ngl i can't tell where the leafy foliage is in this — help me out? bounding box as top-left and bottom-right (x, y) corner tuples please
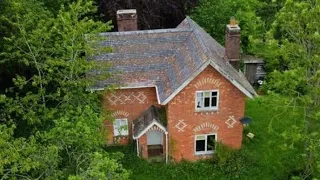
(190, 0), (264, 53)
(0, 0), (129, 179)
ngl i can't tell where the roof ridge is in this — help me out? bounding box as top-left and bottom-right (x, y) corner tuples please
(99, 28), (192, 36)
(184, 16), (213, 60)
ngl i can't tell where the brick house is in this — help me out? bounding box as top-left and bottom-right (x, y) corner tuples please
(90, 9), (257, 162)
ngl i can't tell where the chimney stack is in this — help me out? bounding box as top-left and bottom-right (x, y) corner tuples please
(225, 17), (241, 70)
(116, 9), (138, 32)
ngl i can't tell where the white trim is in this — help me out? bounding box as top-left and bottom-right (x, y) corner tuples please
(208, 61), (256, 98)
(113, 118), (129, 136)
(165, 133), (168, 164)
(161, 61), (210, 105)
(195, 90), (219, 111)
(194, 133), (217, 155)
(88, 85), (162, 105)
(161, 61), (255, 105)
(136, 139), (139, 157)
(133, 120), (168, 139)
(154, 86), (161, 105)
(233, 80), (255, 98)
(88, 85), (155, 91)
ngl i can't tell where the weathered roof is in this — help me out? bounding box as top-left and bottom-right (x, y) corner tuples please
(90, 17), (257, 104)
(242, 54), (264, 64)
(132, 106), (167, 139)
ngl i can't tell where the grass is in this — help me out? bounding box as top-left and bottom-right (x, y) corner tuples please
(106, 95), (306, 180)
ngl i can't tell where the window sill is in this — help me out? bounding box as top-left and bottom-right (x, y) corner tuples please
(113, 135), (129, 137)
(194, 108), (218, 113)
(194, 151), (215, 156)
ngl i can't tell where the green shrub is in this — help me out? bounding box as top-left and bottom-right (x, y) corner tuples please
(213, 142), (249, 179)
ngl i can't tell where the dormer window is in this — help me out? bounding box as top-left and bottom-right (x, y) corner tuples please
(196, 90), (219, 111)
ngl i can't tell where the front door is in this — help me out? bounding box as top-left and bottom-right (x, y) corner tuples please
(147, 130), (163, 157)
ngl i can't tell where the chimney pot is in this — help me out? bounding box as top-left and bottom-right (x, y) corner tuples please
(116, 9), (138, 32)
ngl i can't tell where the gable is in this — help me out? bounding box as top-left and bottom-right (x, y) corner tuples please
(168, 65), (246, 105)
(161, 61), (253, 105)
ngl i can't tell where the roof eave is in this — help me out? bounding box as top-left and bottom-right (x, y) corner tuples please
(161, 60), (256, 105)
(133, 120), (168, 140)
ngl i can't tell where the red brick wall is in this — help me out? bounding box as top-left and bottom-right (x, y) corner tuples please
(139, 134), (148, 159)
(167, 66), (246, 161)
(102, 87), (159, 145)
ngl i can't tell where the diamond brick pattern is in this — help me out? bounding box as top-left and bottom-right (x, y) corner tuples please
(225, 116), (237, 128)
(107, 92), (147, 105)
(175, 120), (187, 132)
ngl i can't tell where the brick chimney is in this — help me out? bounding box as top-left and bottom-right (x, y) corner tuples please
(225, 17), (241, 70)
(116, 9), (138, 32)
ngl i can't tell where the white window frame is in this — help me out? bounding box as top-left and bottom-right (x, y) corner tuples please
(195, 90), (219, 111)
(194, 133), (217, 155)
(113, 118), (129, 136)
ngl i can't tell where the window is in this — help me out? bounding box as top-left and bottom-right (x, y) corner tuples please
(195, 134), (216, 155)
(196, 90), (219, 110)
(113, 119), (128, 136)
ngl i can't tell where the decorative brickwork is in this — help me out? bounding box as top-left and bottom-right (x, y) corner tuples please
(225, 115), (237, 128)
(147, 125), (166, 133)
(103, 67), (246, 161)
(111, 110), (130, 117)
(193, 122), (219, 132)
(107, 91), (147, 105)
(175, 120), (187, 132)
(194, 78), (222, 88)
(103, 88), (158, 145)
(167, 66), (245, 161)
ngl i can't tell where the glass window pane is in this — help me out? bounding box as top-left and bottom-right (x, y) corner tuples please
(211, 97), (217, 107)
(212, 91), (217, 96)
(196, 135), (206, 140)
(114, 120), (120, 127)
(204, 97), (210, 107)
(196, 140), (205, 152)
(120, 119), (127, 125)
(196, 92), (203, 108)
(204, 92), (210, 97)
(207, 135), (215, 151)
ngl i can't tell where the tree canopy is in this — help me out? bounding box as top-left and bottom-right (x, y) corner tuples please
(0, 0), (320, 179)
(0, 0), (129, 179)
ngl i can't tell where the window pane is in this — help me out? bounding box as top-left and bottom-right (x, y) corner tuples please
(196, 135), (206, 140)
(120, 119), (127, 125)
(204, 92), (210, 97)
(211, 97), (217, 107)
(114, 120), (120, 128)
(196, 92), (203, 108)
(196, 140), (205, 152)
(113, 120), (120, 136)
(212, 91), (217, 96)
(204, 97), (210, 107)
(207, 135), (215, 151)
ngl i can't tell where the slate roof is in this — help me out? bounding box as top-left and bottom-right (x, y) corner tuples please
(242, 54), (264, 64)
(90, 17), (257, 104)
(132, 106), (166, 138)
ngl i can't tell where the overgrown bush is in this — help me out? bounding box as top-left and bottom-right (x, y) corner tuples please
(213, 142), (249, 179)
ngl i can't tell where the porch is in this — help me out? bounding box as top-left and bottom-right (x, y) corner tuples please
(132, 106), (168, 163)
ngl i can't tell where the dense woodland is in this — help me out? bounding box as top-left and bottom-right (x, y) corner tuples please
(0, 0), (320, 179)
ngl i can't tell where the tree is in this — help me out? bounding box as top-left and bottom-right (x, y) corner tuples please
(0, 0), (129, 179)
(257, 0), (320, 178)
(190, 0), (264, 53)
(96, 0), (198, 30)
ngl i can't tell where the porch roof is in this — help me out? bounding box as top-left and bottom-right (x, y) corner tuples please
(132, 106), (167, 139)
